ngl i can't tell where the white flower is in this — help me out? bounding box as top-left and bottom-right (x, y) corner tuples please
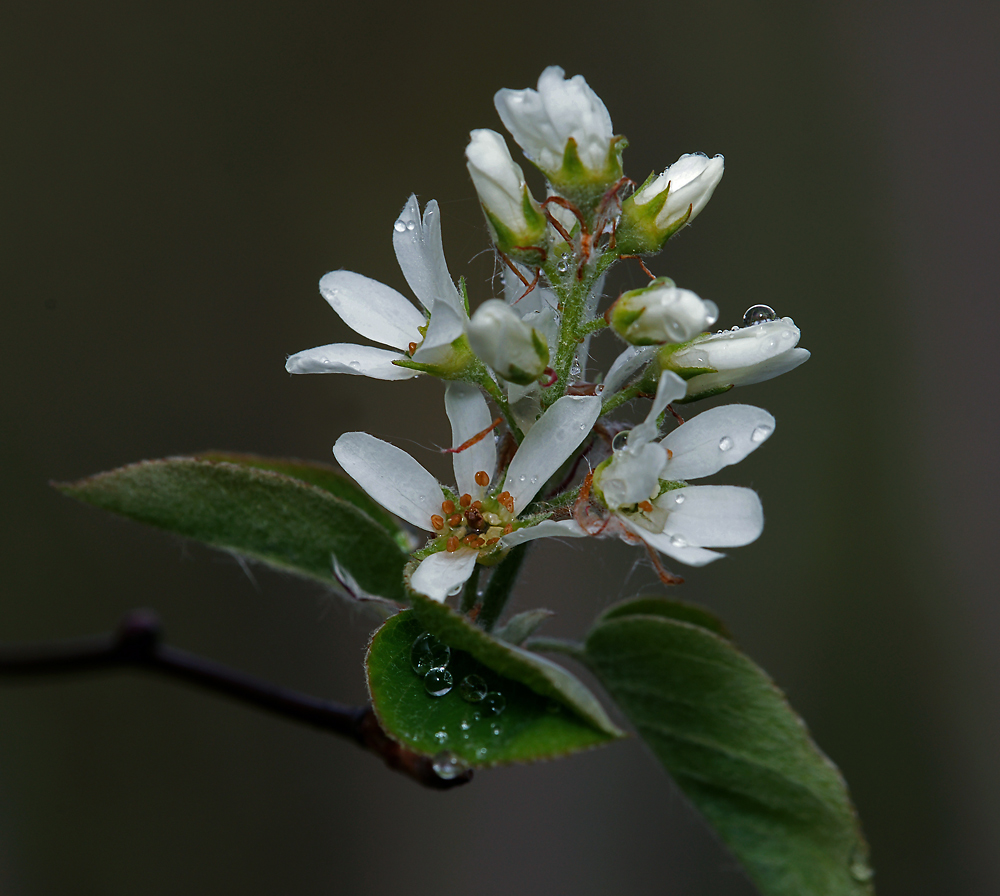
(593, 371), (769, 567)
(494, 66), (615, 175)
(665, 317), (811, 399)
(466, 129), (547, 252)
(285, 195), (469, 380)
(635, 153), (724, 229)
(466, 299), (550, 385)
(609, 278), (719, 345)
(333, 392), (601, 601)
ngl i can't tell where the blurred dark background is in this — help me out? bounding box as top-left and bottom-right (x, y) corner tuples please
(2, 1), (998, 893)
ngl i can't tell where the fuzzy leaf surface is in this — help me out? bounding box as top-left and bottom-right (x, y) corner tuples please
(58, 458), (407, 601)
(585, 598), (874, 896)
(367, 609), (618, 766)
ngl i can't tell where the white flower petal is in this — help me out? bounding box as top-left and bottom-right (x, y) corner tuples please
(504, 395), (602, 513)
(620, 516), (724, 566)
(500, 518), (587, 548)
(318, 270), (425, 351)
(392, 195), (464, 316)
(604, 345), (657, 395)
(656, 485), (763, 547)
(410, 549), (478, 603)
(333, 432), (444, 531)
(661, 405), (775, 480)
(684, 348), (811, 395)
(445, 382), (497, 499)
(628, 371), (687, 448)
(284, 344), (417, 380)
(597, 443), (668, 509)
(411, 301), (466, 366)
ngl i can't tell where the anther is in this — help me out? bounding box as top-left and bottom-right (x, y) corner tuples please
(441, 499), (455, 514)
(431, 514), (445, 530)
(486, 537), (499, 546)
(471, 500), (482, 510)
(448, 513), (463, 527)
(474, 470), (489, 487)
(459, 494), (472, 507)
(446, 536), (459, 552)
(408, 342), (418, 355)
(503, 523), (513, 534)
(639, 501), (654, 513)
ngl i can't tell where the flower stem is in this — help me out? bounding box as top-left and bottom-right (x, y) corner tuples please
(477, 544), (530, 632)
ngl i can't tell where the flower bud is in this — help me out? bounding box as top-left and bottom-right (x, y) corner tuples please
(609, 278), (719, 345)
(466, 300), (550, 385)
(494, 67), (624, 207)
(659, 317), (810, 400)
(617, 153), (724, 254)
(466, 129), (548, 260)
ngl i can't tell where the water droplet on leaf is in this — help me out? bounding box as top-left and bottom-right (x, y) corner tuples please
(432, 751), (467, 780)
(482, 691), (506, 716)
(434, 729), (448, 744)
(459, 673), (488, 703)
(410, 633), (450, 676)
(424, 667), (453, 697)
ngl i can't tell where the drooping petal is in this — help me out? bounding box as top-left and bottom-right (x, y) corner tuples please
(285, 343), (418, 380)
(445, 382), (497, 499)
(410, 301), (466, 366)
(392, 195), (464, 316)
(503, 395), (602, 513)
(319, 271), (425, 350)
(660, 405), (775, 480)
(619, 516), (724, 566)
(604, 345), (657, 395)
(409, 549), (479, 603)
(684, 348), (811, 395)
(500, 518), (588, 548)
(333, 432), (444, 531)
(628, 371), (687, 448)
(655, 486), (763, 547)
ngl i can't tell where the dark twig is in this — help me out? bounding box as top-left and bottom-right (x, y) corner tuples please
(0, 610), (472, 791)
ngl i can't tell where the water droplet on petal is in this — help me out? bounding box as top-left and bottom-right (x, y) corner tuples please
(410, 633), (450, 675)
(447, 582), (463, 596)
(347, 360), (361, 371)
(612, 431), (629, 452)
(718, 436), (734, 451)
(751, 424), (773, 442)
(518, 474), (526, 483)
(393, 220), (407, 233)
(530, 475), (538, 485)
(672, 493), (685, 505)
(406, 220), (416, 231)
(482, 691), (506, 716)
(743, 304), (777, 326)
(424, 667), (453, 697)
(459, 673), (488, 703)
(670, 534), (687, 548)
(432, 751), (467, 780)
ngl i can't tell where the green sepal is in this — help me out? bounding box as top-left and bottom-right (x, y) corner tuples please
(584, 598), (874, 896)
(616, 179), (692, 256)
(56, 457), (409, 602)
(544, 135), (627, 216)
(365, 608), (622, 767)
(479, 191), (546, 266)
(392, 334), (476, 379)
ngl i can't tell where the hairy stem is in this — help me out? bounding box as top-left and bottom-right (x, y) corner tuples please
(0, 610), (472, 790)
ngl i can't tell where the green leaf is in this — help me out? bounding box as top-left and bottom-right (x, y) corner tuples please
(585, 598), (874, 896)
(494, 608), (554, 645)
(411, 594), (621, 737)
(57, 457), (408, 602)
(194, 451), (409, 548)
(597, 596), (732, 640)
(366, 609), (619, 767)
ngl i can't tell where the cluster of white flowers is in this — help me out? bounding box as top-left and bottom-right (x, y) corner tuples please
(287, 67), (809, 603)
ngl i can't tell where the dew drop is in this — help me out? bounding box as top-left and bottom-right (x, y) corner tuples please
(849, 853), (874, 883)
(556, 259), (568, 273)
(459, 673), (488, 703)
(434, 729), (448, 744)
(530, 475), (538, 485)
(393, 220), (407, 233)
(672, 493), (685, 505)
(482, 691), (506, 716)
(347, 360), (361, 371)
(612, 431), (629, 452)
(424, 667), (453, 697)
(669, 534), (687, 548)
(459, 719), (472, 731)
(406, 220), (416, 231)
(751, 424), (773, 442)
(491, 725), (503, 737)
(718, 436), (734, 451)
(477, 747), (488, 758)
(446, 582), (463, 596)
(410, 633), (450, 676)
(518, 474), (526, 483)
(432, 751), (468, 780)
(742, 304), (777, 326)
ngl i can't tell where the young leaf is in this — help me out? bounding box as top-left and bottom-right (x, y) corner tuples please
(367, 609), (618, 767)
(411, 593), (621, 737)
(585, 598), (874, 896)
(194, 451), (410, 548)
(57, 458), (408, 602)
